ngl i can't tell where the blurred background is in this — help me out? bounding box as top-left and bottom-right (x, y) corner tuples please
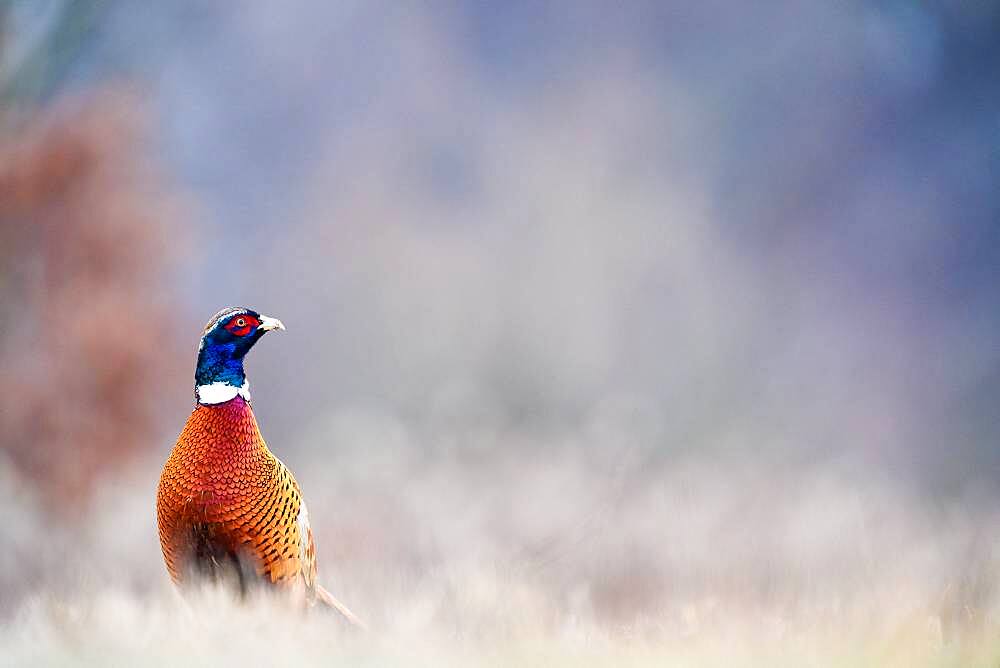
(2, 1), (1000, 663)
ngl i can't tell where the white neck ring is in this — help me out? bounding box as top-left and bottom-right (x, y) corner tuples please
(196, 380), (251, 405)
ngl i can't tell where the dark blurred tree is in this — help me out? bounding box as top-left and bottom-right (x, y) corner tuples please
(0, 1), (189, 518)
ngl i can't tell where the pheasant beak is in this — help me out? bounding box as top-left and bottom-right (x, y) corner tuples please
(258, 315), (286, 332)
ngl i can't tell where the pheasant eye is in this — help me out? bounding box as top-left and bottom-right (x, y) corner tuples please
(224, 314), (259, 336)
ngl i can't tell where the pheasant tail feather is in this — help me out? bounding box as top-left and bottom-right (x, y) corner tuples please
(316, 584), (368, 630)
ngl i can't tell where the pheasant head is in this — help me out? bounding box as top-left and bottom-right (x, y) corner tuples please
(194, 306), (285, 405)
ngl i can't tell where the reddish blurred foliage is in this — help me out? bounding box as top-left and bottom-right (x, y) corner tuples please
(0, 91), (190, 518)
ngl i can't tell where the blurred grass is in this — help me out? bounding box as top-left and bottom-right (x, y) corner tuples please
(4, 586), (1000, 667)
(5, 444), (1000, 666)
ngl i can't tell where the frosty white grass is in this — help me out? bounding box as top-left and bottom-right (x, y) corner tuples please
(5, 442), (1000, 666)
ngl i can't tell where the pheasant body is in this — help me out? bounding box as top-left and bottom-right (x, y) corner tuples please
(156, 395), (316, 592)
(156, 307), (360, 625)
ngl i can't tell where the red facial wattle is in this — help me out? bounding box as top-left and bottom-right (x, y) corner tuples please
(224, 314), (260, 337)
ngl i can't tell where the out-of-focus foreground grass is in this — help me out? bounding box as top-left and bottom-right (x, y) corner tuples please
(0, 596), (995, 668)
(4, 434), (1000, 666)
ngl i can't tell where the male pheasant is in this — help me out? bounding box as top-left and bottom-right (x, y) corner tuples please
(156, 307), (361, 626)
